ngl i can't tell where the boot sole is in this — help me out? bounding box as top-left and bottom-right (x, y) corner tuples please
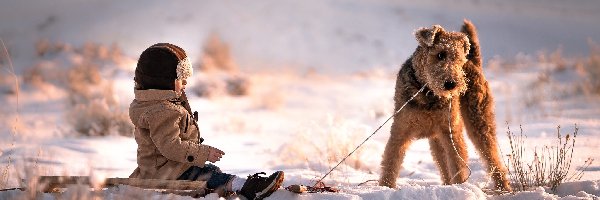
(255, 171), (284, 200)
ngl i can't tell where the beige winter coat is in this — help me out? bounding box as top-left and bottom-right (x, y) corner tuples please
(128, 89), (210, 180)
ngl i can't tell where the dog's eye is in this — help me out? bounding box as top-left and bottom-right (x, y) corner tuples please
(437, 51), (447, 60)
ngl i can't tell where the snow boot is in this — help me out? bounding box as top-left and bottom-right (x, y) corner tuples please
(238, 171), (284, 200)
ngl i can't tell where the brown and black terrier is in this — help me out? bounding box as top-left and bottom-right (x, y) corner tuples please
(379, 20), (512, 192)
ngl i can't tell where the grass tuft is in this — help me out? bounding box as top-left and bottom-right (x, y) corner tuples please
(576, 40), (600, 96)
(192, 33), (251, 99)
(0, 38), (19, 192)
(198, 33), (238, 72)
(56, 42), (134, 137)
(276, 116), (373, 174)
(504, 124), (592, 192)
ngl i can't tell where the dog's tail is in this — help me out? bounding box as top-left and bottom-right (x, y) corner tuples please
(461, 19), (481, 64)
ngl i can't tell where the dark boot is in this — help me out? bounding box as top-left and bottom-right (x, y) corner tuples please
(238, 171), (284, 200)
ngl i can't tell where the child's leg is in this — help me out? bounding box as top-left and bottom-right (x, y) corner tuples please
(230, 176), (246, 191)
(178, 164), (238, 195)
(178, 165), (284, 199)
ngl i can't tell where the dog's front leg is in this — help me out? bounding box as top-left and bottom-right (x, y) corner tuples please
(379, 120), (414, 188)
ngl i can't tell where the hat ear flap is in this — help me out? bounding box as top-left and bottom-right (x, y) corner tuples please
(415, 25), (444, 47)
(176, 57), (193, 80)
(149, 43), (193, 80)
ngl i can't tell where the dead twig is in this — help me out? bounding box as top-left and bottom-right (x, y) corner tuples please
(505, 124), (587, 192)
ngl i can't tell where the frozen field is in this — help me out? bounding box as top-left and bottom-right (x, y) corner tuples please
(1, 0), (599, 199)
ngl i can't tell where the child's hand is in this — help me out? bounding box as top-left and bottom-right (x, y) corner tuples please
(207, 146), (225, 163)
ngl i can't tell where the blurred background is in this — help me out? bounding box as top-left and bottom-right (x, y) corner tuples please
(2, 0), (600, 74)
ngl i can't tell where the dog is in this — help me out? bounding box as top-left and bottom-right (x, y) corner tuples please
(378, 20), (511, 192)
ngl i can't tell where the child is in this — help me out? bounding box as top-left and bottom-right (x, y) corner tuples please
(129, 43), (284, 199)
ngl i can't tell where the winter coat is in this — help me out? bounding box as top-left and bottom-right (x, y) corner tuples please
(128, 89), (210, 180)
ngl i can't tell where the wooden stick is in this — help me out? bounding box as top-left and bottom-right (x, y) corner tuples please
(37, 176), (206, 194)
(104, 177), (206, 190)
(159, 189), (207, 198)
(0, 187), (25, 192)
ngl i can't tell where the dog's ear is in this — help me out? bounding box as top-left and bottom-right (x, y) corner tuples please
(415, 25), (444, 47)
(461, 19), (480, 61)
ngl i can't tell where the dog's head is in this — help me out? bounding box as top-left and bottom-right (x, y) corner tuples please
(412, 25), (470, 99)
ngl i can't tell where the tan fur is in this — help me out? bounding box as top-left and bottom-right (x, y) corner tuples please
(379, 20), (512, 192)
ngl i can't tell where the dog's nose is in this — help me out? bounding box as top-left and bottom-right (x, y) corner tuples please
(444, 80), (457, 90)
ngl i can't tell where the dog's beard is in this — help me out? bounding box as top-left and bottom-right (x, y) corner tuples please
(425, 72), (467, 99)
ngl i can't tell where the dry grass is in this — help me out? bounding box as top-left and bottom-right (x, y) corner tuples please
(64, 63), (133, 137)
(1, 40), (136, 195)
(10, 160), (44, 199)
(225, 75), (251, 96)
(253, 88), (285, 110)
(1, 153), (153, 199)
(504, 124), (592, 192)
(536, 47), (568, 71)
(65, 63), (103, 104)
(0, 39), (19, 99)
(575, 40), (600, 96)
(0, 163), (156, 199)
(35, 39), (71, 58)
(0, 74), (16, 95)
(9, 39), (134, 137)
(66, 97), (133, 137)
(276, 116), (373, 173)
(71, 44), (132, 136)
(192, 33), (252, 99)
(522, 42), (600, 101)
(198, 33), (238, 72)
(66, 87), (134, 136)
(0, 156), (9, 192)
(192, 73), (252, 99)
(0, 38), (18, 192)
(490, 45), (600, 121)
(192, 76), (226, 98)
(521, 48), (574, 112)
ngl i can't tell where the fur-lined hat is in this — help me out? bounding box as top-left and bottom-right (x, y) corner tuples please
(135, 43), (193, 90)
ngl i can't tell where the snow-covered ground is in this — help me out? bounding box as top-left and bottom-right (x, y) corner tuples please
(1, 0), (600, 199)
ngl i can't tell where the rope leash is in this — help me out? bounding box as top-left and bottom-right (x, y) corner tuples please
(313, 84), (428, 187)
(448, 96), (472, 182)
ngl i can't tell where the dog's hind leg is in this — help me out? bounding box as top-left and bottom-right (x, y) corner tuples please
(379, 121), (413, 188)
(461, 95), (511, 191)
(461, 19), (512, 192)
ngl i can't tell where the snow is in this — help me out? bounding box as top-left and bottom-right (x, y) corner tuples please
(1, 0), (600, 199)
